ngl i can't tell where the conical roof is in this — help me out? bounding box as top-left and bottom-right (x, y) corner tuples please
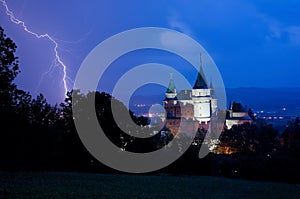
(193, 66), (208, 89)
(166, 73), (176, 93)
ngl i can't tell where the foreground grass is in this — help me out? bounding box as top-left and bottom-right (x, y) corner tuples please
(0, 172), (300, 198)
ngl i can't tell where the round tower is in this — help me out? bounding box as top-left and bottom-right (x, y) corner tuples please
(192, 54), (212, 123)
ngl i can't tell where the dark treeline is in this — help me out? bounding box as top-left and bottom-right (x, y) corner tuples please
(0, 26), (167, 172)
(1, 27), (300, 183)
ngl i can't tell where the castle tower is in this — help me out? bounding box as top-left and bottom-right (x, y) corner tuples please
(164, 74), (180, 118)
(192, 54), (213, 124)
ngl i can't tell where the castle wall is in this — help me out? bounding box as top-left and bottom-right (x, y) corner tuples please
(165, 118), (199, 137)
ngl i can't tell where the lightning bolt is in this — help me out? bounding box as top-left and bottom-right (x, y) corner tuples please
(0, 0), (69, 97)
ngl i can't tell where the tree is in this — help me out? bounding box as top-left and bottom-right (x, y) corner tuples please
(281, 117), (300, 153)
(0, 26), (19, 108)
(0, 27), (60, 170)
(0, 27), (20, 169)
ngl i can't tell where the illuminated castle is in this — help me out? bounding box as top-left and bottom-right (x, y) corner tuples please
(163, 56), (217, 136)
(162, 56), (251, 136)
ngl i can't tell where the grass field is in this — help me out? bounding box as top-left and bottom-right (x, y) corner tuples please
(0, 172), (300, 198)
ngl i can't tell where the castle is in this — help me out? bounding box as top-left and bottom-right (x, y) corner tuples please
(163, 56), (251, 136)
(163, 56), (217, 136)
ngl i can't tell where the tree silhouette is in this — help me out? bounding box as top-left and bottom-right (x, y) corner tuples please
(281, 117), (300, 153)
(0, 26), (19, 106)
(0, 27), (60, 170)
(0, 26), (21, 169)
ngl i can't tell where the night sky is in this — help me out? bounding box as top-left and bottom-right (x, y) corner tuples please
(1, 0), (300, 104)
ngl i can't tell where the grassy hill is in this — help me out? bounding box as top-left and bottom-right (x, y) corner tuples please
(1, 172), (300, 198)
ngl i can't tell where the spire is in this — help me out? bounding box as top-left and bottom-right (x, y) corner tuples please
(166, 73), (176, 93)
(193, 53), (208, 89)
(210, 78), (215, 96)
(200, 52), (203, 70)
(229, 100), (233, 110)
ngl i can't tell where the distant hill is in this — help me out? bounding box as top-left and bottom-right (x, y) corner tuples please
(129, 88), (300, 117)
(226, 87), (300, 116)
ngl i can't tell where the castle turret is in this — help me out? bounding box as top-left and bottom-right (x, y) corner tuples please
(165, 73), (177, 99)
(192, 54), (212, 123)
(164, 74), (179, 119)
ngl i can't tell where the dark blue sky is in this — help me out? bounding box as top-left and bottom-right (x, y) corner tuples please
(1, 0), (300, 103)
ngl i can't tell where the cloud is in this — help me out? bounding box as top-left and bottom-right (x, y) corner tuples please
(258, 13), (300, 46)
(159, 30), (198, 59)
(285, 26), (300, 45)
(267, 21), (282, 40)
(167, 10), (195, 38)
(168, 20), (193, 37)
